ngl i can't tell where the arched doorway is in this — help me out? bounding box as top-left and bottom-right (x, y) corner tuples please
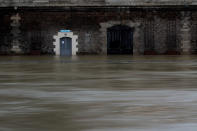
(60, 37), (72, 56)
(107, 25), (134, 55)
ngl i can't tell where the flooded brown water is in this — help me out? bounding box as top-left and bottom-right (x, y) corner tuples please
(1, 55), (197, 131)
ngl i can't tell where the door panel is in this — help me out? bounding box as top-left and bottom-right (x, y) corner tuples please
(60, 37), (72, 56)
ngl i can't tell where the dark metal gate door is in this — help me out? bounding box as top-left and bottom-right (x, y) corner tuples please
(107, 25), (133, 55)
(60, 37), (72, 56)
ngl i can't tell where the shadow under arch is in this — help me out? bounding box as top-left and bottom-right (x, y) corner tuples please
(107, 25), (134, 55)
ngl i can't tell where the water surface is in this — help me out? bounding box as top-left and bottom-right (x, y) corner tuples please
(0, 55), (197, 131)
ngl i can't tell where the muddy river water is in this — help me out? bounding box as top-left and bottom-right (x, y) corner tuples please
(0, 56), (197, 131)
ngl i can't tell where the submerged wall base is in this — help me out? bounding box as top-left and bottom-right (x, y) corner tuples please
(1, 7), (197, 55)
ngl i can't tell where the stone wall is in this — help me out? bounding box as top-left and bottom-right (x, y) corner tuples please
(1, 0), (197, 7)
(191, 12), (197, 53)
(0, 12), (11, 54)
(0, 8), (197, 55)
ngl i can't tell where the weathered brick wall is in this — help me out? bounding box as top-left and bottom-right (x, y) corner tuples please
(19, 10), (191, 55)
(20, 11), (104, 54)
(0, 13), (11, 54)
(191, 12), (197, 53)
(0, 8), (197, 55)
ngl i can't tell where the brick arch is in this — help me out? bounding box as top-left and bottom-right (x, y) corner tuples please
(99, 21), (143, 55)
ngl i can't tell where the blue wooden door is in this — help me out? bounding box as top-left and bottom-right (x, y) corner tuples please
(60, 37), (72, 56)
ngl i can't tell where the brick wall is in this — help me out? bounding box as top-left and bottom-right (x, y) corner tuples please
(0, 13), (11, 54)
(18, 9), (193, 55)
(0, 8), (197, 55)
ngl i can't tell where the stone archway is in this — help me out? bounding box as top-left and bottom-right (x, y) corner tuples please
(99, 21), (143, 55)
(53, 31), (78, 56)
(107, 25), (134, 55)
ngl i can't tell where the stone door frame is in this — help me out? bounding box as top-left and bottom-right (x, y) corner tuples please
(99, 21), (143, 55)
(53, 32), (78, 56)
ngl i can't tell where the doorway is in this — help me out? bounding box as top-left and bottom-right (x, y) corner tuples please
(60, 37), (72, 56)
(107, 25), (133, 55)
